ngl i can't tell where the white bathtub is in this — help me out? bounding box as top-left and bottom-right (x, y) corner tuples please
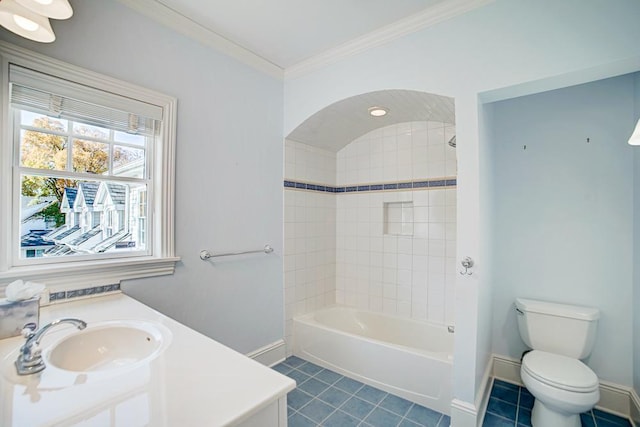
(293, 306), (453, 415)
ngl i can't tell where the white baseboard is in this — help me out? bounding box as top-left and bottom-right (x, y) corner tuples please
(450, 399), (477, 427)
(246, 339), (287, 367)
(631, 388), (640, 427)
(449, 357), (492, 427)
(475, 357), (493, 427)
(492, 354), (522, 384)
(492, 354), (636, 424)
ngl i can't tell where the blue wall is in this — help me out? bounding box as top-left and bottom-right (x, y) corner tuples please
(489, 74), (637, 386)
(283, 0), (640, 413)
(0, 0), (286, 354)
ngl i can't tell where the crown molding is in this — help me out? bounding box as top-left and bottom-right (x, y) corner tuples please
(116, 0), (493, 81)
(115, 0), (284, 80)
(284, 0), (495, 80)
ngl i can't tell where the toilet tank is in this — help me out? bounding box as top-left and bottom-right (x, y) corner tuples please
(515, 298), (600, 359)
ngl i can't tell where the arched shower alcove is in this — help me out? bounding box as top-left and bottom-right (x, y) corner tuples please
(282, 90), (458, 386)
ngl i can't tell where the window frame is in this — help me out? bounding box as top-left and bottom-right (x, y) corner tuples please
(0, 42), (178, 292)
(13, 112), (153, 264)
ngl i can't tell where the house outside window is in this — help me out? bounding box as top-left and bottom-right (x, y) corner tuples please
(137, 190), (147, 247)
(25, 249), (45, 258)
(0, 42), (178, 289)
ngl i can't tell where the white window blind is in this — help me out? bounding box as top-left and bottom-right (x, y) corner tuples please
(9, 64), (162, 136)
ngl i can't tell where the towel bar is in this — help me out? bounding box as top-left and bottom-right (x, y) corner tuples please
(199, 245), (273, 261)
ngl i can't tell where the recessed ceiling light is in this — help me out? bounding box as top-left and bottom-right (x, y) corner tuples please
(368, 106), (388, 117)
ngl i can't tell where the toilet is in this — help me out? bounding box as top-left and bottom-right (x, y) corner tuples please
(515, 298), (600, 427)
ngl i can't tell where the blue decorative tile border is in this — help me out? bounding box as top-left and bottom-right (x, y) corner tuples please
(49, 283), (121, 302)
(284, 178), (456, 193)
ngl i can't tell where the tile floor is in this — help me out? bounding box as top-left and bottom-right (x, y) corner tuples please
(273, 356), (451, 427)
(483, 379), (633, 427)
(273, 358), (635, 427)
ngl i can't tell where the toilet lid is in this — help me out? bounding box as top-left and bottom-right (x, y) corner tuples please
(522, 351), (599, 393)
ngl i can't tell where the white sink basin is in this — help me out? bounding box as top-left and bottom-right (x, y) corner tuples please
(46, 320), (169, 372)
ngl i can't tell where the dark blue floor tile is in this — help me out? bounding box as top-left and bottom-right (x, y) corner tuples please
(356, 385), (388, 405)
(323, 409), (360, 427)
(278, 357), (451, 427)
(315, 368), (342, 385)
(580, 412), (597, 427)
(364, 407), (402, 427)
(334, 376), (365, 394)
(297, 377), (330, 396)
(595, 416), (633, 427)
(399, 419), (422, 427)
(287, 388), (314, 410)
(298, 361), (324, 375)
(286, 368), (311, 385)
(483, 412), (515, 426)
(493, 379), (520, 392)
(340, 396), (375, 420)
(518, 388), (534, 410)
(405, 404), (443, 426)
(287, 412), (317, 427)
(516, 407), (531, 426)
(272, 363), (292, 375)
(287, 405), (296, 417)
(284, 356), (307, 368)
(486, 397), (517, 420)
(438, 415), (451, 426)
(490, 384), (519, 405)
(378, 394), (413, 417)
(281, 362), (625, 427)
(297, 398), (335, 423)
(593, 409), (633, 426)
(317, 386), (351, 408)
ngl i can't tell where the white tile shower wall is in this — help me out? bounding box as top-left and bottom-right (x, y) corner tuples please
(283, 122), (457, 354)
(284, 140), (337, 353)
(336, 121), (456, 325)
(285, 139), (337, 186)
(336, 121), (456, 185)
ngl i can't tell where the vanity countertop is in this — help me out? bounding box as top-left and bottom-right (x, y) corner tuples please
(0, 293), (295, 426)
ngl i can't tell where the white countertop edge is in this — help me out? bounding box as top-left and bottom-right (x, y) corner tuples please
(0, 293), (295, 426)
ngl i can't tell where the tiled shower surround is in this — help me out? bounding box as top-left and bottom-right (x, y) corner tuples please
(284, 121), (456, 353)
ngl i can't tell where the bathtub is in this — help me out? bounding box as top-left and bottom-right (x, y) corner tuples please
(293, 306), (453, 415)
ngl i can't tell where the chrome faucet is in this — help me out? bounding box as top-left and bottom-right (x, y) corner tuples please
(15, 318), (87, 375)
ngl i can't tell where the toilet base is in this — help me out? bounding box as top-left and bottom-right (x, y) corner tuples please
(531, 399), (581, 427)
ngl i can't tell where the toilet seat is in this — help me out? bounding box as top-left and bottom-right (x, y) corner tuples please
(522, 351), (598, 393)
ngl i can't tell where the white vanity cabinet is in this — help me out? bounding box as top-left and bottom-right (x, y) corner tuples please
(238, 397), (288, 427)
(0, 293), (295, 426)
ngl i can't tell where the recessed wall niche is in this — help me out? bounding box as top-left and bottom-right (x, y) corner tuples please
(384, 201), (414, 236)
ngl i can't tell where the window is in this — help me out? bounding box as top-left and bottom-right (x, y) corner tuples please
(0, 43), (177, 289)
(16, 109), (148, 256)
(137, 190), (148, 246)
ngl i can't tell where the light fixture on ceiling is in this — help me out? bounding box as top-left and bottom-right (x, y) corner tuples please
(629, 118), (640, 146)
(0, 0), (73, 43)
(368, 106), (388, 117)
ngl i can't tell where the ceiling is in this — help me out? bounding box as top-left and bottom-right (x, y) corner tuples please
(120, 1), (469, 150)
(128, 0), (491, 73)
(156, 0), (447, 68)
(287, 90), (455, 152)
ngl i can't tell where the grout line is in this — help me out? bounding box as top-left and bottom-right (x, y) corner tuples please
(294, 410), (318, 425)
(515, 386), (521, 426)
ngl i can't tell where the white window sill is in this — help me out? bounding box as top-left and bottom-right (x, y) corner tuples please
(0, 256), (180, 295)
